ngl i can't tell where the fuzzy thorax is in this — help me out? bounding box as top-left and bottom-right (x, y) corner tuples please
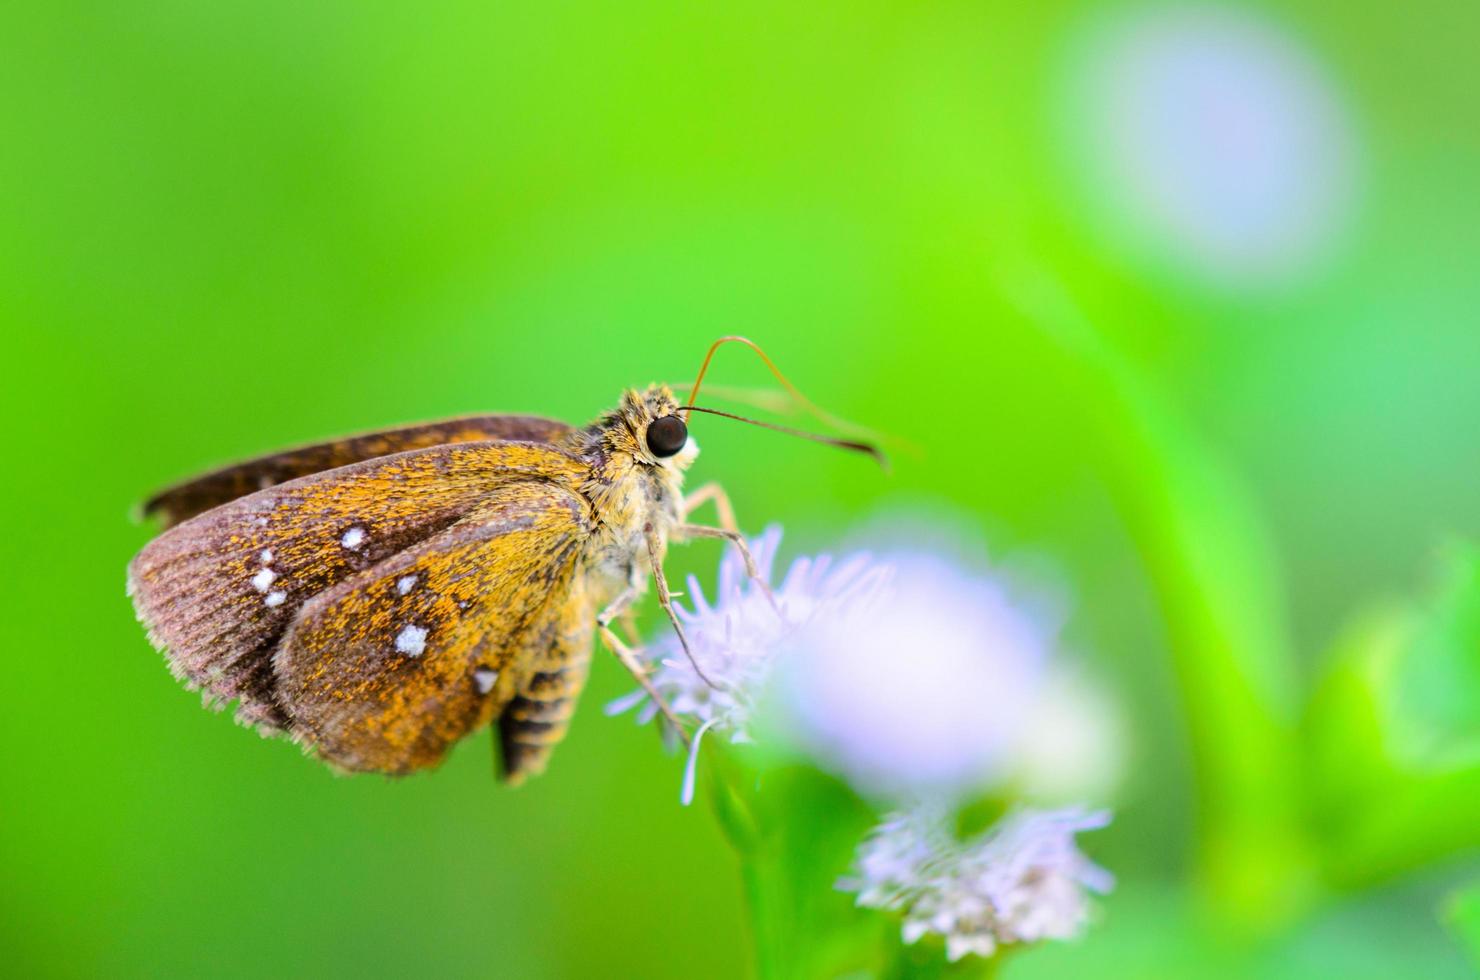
(561, 385), (698, 596)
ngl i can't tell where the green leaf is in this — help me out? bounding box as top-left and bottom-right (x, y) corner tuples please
(1305, 545), (1480, 883)
(1444, 882), (1480, 970)
(704, 748), (882, 980)
(1390, 544), (1480, 756)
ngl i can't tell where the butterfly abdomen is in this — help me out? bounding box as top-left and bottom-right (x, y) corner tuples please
(497, 593), (596, 782)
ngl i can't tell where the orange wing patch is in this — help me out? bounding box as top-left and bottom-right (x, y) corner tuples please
(274, 482), (595, 774)
(128, 441), (588, 731)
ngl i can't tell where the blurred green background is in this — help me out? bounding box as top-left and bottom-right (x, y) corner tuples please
(5, 0), (1480, 977)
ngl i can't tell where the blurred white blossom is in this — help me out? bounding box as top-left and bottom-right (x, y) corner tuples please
(1069, 4), (1360, 287)
(841, 805), (1113, 961)
(772, 551), (1057, 799)
(1017, 667), (1126, 805)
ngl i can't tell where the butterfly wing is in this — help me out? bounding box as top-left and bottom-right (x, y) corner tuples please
(128, 440), (588, 732)
(144, 415), (572, 528)
(274, 481), (595, 774)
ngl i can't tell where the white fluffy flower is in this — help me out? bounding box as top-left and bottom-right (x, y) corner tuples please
(612, 526), (1110, 805)
(606, 526), (889, 801)
(842, 805), (1113, 961)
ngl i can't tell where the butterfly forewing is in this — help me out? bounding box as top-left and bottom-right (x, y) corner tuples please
(144, 415), (572, 528)
(275, 482), (594, 774)
(128, 440), (588, 732)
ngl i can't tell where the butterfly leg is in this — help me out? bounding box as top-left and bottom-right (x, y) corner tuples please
(676, 524), (781, 613)
(595, 618), (692, 749)
(596, 581), (641, 629)
(616, 608), (642, 646)
(644, 523), (723, 690)
(682, 481), (739, 532)
(595, 585), (688, 732)
(680, 483), (779, 612)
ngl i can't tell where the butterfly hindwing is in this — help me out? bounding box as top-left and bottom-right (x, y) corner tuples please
(128, 440), (588, 732)
(144, 415), (573, 528)
(274, 481), (595, 774)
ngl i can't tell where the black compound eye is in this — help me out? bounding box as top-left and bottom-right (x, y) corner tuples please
(645, 414), (688, 458)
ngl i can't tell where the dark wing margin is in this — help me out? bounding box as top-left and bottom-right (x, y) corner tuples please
(143, 415), (572, 528)
(127, 440), (588, 734)
(274, 482), (594, 775)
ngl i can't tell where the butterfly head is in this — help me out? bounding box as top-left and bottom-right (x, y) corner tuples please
(605, 385), (698, 470)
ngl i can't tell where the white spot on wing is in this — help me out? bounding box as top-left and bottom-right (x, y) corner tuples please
(474, 667), (499, 694)
(396, 574), (418, 595)
(395, 624), (428, 657)
(341, 527), (366, 550)
(264, 590), (287, 607)
(251, 568), (278, 592)
(260, 549), (274, 563)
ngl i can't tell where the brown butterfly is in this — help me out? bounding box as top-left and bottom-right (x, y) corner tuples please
(128, 338), (881, 782)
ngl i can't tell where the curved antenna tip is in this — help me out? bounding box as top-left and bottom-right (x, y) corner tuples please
(682, 405), (889, 472)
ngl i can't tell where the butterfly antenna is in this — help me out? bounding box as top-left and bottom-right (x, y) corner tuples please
(665, 383), (796, 416)
(682, 405), (888, 470)
(683, 335), (883, 443)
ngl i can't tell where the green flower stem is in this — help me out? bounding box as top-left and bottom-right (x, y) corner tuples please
(1006, 270), (1314, 929)
(705, 748), (883, 979)
(1098, 363), (1313, 924)
(706, 748), (1016, 978)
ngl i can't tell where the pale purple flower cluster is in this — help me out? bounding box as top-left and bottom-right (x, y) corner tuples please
(612, 528), (878, 725)
(842, 806), (1113, 961)
(606, 526), (889, 801)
